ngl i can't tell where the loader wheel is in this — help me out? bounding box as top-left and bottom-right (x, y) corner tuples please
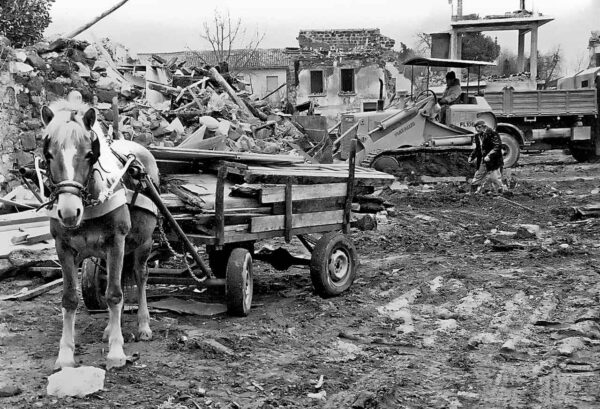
(310, 232), (358, 297)
(499, 133), (520, 168)
(371, 155), (400, 174)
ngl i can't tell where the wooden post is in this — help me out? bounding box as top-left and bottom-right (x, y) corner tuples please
(112, 96), (119, 140)
(284, 180), (293, 243)
(215, 165), (229, 249)
(208, 67), (255, 119)
(65, 0), (131, 38)
(343, 140), (357, 234)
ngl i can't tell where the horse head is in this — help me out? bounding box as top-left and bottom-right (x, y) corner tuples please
(41, 103), (101, 229)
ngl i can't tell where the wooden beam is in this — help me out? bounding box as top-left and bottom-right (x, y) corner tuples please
(259, 183), (347, 204)
(208, 67), (255, 119)
(0, 278), (63, 301)
(65, 0), (130, 38)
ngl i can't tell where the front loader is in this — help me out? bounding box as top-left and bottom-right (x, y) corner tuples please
(333, 57), (512, 179)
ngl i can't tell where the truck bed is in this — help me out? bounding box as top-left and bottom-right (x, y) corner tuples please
(485, 88), (598, 117)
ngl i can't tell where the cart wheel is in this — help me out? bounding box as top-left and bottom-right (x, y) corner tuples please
(208, 242), (254, 279)
(310, 232), (358, 297)
(81, 258), (107, 310)
(226, 248), (253, 316)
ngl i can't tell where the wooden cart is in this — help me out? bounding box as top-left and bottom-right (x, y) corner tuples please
(80, 144), (394, 316)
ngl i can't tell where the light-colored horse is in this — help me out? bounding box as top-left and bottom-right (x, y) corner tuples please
(41, 101), (159, 370)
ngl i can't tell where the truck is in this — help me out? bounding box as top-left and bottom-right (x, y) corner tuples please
(484, 85), (599, 164)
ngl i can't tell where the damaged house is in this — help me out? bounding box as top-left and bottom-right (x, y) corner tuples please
(285, 29), (401, 120)
(139, 49), (291, 105)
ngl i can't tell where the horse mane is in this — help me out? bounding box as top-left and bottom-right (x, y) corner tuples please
(44, 100), (96, 149)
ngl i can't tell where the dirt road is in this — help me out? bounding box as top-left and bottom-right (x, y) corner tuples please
(1, 151), (600, 408)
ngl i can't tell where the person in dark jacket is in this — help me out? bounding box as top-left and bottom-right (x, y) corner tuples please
(469, 120), (507, 193)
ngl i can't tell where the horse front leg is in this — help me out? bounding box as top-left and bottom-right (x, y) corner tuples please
(133, 242), (153, 341)
(54, 243), (79, 370)
(104, 238), (127, 370)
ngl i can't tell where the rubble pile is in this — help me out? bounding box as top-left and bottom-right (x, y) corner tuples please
(0, 35), (322, 194)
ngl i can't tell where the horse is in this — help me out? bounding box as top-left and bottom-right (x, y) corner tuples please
(40, 100), (159, 370)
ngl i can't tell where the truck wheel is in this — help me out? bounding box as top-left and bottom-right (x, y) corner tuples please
(226, 248), (253, 316)
(310, 232), (358, 297)
(569, 145), (596, 162)
(81, 258), (107, 310)
(499, 133), (520, 168)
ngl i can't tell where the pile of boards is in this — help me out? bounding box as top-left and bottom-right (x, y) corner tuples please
(152, 146), (395, 243)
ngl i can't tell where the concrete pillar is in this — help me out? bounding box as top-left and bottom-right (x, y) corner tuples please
(517, 29), (526, 72)
(456, 33), (462, 60)
(530, 25), (538, 80)
(450, 31), (461, 60)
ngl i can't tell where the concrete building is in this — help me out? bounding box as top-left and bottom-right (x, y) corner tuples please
(432, 0), (553, 81)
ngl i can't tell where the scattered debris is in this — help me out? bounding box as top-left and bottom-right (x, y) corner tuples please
(148, 297), (227, 317)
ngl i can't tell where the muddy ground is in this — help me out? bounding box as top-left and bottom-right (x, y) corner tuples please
(1, 150), (600, 409)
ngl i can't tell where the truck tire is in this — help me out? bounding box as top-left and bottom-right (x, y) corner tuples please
(569, 144), (596, 162)
(499, 133), (520, 168)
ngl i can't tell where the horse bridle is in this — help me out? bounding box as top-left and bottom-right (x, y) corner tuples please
(38, 112), (100, 210)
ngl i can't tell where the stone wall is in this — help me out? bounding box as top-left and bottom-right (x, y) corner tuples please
(0, 70), (42, 193)
(297, 29), (395, 52)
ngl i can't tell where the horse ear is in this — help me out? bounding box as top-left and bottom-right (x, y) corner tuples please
(82, 108), (96, 131)
(91, 133), (101, 163)
(41, 106), (54, 126)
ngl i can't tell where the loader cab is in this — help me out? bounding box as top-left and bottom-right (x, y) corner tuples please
(402, 57), (497, 132)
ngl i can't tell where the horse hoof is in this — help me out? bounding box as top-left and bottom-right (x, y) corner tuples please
(138, 328), (152, 341)
(106, 355), (127, 370)
(54, 358), (76, 370)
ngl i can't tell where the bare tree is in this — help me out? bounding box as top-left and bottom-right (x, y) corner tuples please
(414, 32), (431, 57)
(195, 9), (265, 77)
(571, 51), (587, 73)
(538, 46), (562, 89)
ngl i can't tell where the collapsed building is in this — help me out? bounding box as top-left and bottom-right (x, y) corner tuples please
(284, 29), (403, 120)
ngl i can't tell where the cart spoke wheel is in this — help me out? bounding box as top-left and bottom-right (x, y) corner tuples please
(81, 258), (108, 310)
(310, 232), (358, 297)
(226, 248), (254, 316)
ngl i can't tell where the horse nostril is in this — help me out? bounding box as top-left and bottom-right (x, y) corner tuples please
(76, 208), (81, 218)
(58, 210), (63, 220)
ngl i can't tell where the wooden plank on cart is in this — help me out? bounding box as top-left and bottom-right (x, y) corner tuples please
(259, 183), (347, 204)
(242, 165), (394, 186)
(250, 210), (344, 233)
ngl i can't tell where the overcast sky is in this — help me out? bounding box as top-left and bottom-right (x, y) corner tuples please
(45, 0), (599, 75)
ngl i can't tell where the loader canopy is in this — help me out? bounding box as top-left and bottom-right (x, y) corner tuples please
(402, 57), (496, 99)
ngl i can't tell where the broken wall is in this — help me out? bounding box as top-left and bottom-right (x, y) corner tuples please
(296, 59), (385, 119)
(238, 68), (287, 105)
(0, 70), (44, 193)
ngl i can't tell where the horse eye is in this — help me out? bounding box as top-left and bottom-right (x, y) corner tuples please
(85, 151), (95, 160)
(44, 153), (53, 161)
